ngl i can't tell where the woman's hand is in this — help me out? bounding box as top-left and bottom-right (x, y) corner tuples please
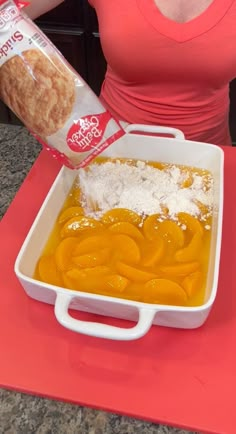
(24, 0), (65, 19)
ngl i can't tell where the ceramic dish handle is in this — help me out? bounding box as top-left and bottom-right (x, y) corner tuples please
(125, 124), (185, 139)
(54, 293), (156, 340)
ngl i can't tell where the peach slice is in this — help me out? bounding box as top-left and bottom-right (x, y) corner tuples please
(116, 262), (156, 282)
(182, 271), (203, 298)
(144, 278), (188, 305)
(72, 248), (110, 268)
(141, 236), (165, 267)
(158, 220), (185, 248)
(175, 232), (203, 263)
(60, 216), (103, 238)
(58, 206), (84, 224)
(142, 214), (161, 240)
(143, 216), (185, 248)
(63, 266), (111, 293)
(108, 221), (144, 240)
(177, 212), (203, 236)
(159, 261), (200, 276)
(101, 208), (142, 226)
(104, 274), (129, 293)
(180, 173), (194, 188)
(55, 237), (79, 271)
(112, 234), (141, 264)
(67, 266), (111, 279)
(38, 255), (63, 286)
(72, 234), (110, 256)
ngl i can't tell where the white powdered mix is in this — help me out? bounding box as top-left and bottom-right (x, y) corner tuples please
(77, 160), (213, 220)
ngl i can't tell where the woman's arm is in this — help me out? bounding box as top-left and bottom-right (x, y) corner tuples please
(24, 0), (65, 19)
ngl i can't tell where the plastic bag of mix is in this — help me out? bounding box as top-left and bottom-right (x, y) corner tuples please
(0, 0), (124, 168)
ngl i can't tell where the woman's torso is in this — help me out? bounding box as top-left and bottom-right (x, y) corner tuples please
(89, 0), (236, 145)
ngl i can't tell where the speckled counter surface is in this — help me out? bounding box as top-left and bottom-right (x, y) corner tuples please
(0, 124), (199, 434)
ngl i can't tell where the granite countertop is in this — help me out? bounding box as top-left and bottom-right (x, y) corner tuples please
(0, 123), (199, 434)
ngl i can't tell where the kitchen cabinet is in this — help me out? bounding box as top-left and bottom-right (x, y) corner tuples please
(86, 32), (107, 95)
(0, 0), (235, 144)
(41, 27), (87, 81)
(35, 0), (84, 28)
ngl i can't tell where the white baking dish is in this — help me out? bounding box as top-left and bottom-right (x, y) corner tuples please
(14, 125), (224, 340)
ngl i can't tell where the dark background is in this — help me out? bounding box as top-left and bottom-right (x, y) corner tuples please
(1, 0), (235, 143)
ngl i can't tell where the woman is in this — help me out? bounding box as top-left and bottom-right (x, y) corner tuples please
(25, 0), (236, 146)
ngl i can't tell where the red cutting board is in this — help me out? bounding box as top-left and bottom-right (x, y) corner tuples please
(0, 148), (235, 434)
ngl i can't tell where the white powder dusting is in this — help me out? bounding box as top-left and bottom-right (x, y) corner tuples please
(77, 160), (213, 221)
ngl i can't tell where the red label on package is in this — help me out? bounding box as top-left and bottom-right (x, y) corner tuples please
(67, 112), (112, 153)
(0, 1), (29, 8)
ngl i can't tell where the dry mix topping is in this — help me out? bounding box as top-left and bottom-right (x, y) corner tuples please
(78, 159), (213, 225)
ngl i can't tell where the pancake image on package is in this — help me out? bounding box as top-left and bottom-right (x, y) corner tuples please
(0, 48), (76, 137)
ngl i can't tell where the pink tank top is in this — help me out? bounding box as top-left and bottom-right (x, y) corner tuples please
(89, 0), (236, 145)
